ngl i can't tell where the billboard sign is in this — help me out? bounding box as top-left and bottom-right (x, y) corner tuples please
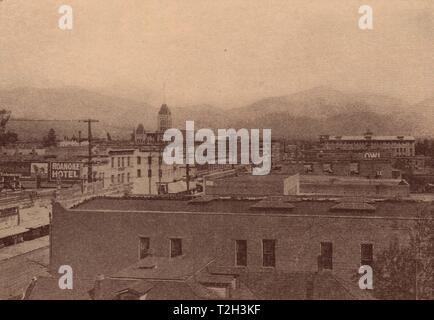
(30, 162), (49, 178)
(49, 162), (82, 181)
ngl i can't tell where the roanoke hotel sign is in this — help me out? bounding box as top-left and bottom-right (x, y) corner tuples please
(49, 162), (82, 181)
(163, 121), (271, 175)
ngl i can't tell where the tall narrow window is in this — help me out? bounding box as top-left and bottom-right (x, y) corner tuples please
(137, 156), (141, 165)
(262, 239), (276, 267)
(235, 240), (247, 266)
(170, 238), (182, 258)
(320, 242), (333, 270)
(139, 237), (150, 259)
(137, 169), (142, 178)
(361, 243), (373, 266)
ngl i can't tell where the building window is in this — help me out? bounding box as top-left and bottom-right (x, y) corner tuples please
(139, 237), (150, 259)
(121, 157), (125, 168)
(111, 157), (115, 168)
(170, 238), (182, 258)
(323, 163), (333, 174)
(117, 157), (121, 168)
(148, 169), (152, 178)
(117, 174), (121, 183)
(127, 157), (130, 167)
(127, 173), (130, 183)
(121, 173), (125, 183)
(111, 175), (114, 184)
(137, 156), (141, 165)
(320, 242), (333, 270)
(137, 169), (142, 178)
(235, 240), (247, 266)
(304, 164), (313, 173)
(361, 243), (373, 266)
(350, 162), (359, 175)
(148, 156), (152, 165)
(262, 239), (276, 267)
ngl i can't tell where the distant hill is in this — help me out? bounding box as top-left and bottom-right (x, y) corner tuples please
(413, 97), (434, 136)
(233, 86), (409, 119)
(0, 86), (432, 141)
(231, 86), (430, 138)
(0, 87), (159, 141)
(232, 111), (418, 139)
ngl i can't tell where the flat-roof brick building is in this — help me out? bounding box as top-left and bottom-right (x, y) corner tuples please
(44, 196), (433, 299)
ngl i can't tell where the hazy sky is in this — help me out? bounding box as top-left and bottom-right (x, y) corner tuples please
(0, 0), (433, 107)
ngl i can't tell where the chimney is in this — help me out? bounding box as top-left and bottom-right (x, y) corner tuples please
(92, 274), (105, 300)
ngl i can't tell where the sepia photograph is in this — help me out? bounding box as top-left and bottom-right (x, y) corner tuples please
(0, 0), (433, 310)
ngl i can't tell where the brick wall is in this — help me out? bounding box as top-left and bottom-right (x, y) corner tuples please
(51, 203), (415, 288)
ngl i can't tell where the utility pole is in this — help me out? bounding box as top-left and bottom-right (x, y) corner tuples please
(79, 119), (99, 183)
(186, 163), (190, 193)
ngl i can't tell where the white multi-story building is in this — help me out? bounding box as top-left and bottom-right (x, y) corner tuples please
(91, 147), (194, 195)
(319, 131), (415, 157)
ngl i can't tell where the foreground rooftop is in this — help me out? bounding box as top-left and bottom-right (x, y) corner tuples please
(69, 196), (433, 219)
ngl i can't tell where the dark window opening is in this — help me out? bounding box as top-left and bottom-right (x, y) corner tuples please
(170, 238), (182, 258)
(235, 240), (247, 266)
(361, 243), (373, 266)
(319, 242), (333, 270)
(262, 239), (276, 267)
(139, 237), (150, 259)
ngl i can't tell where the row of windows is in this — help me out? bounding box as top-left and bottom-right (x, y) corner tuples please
(111, 155), (165, 168)
(138, 238), (374, 270)
(139, 237), (182, 259)
(137, 156), (163, 166)
(136, 169), (163, 178)
(235, 240), (276, 267)
(235, 241), (373, 270)
(110, 173), (131, 184)
(111, 156), (132, 168)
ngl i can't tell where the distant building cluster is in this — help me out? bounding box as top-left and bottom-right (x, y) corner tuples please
(1, 102), (434, 300)
(319, 131), (416, 157)
(133, 103), (173, 145)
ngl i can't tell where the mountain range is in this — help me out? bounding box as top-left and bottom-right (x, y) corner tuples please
(0, 86), (432, 141)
